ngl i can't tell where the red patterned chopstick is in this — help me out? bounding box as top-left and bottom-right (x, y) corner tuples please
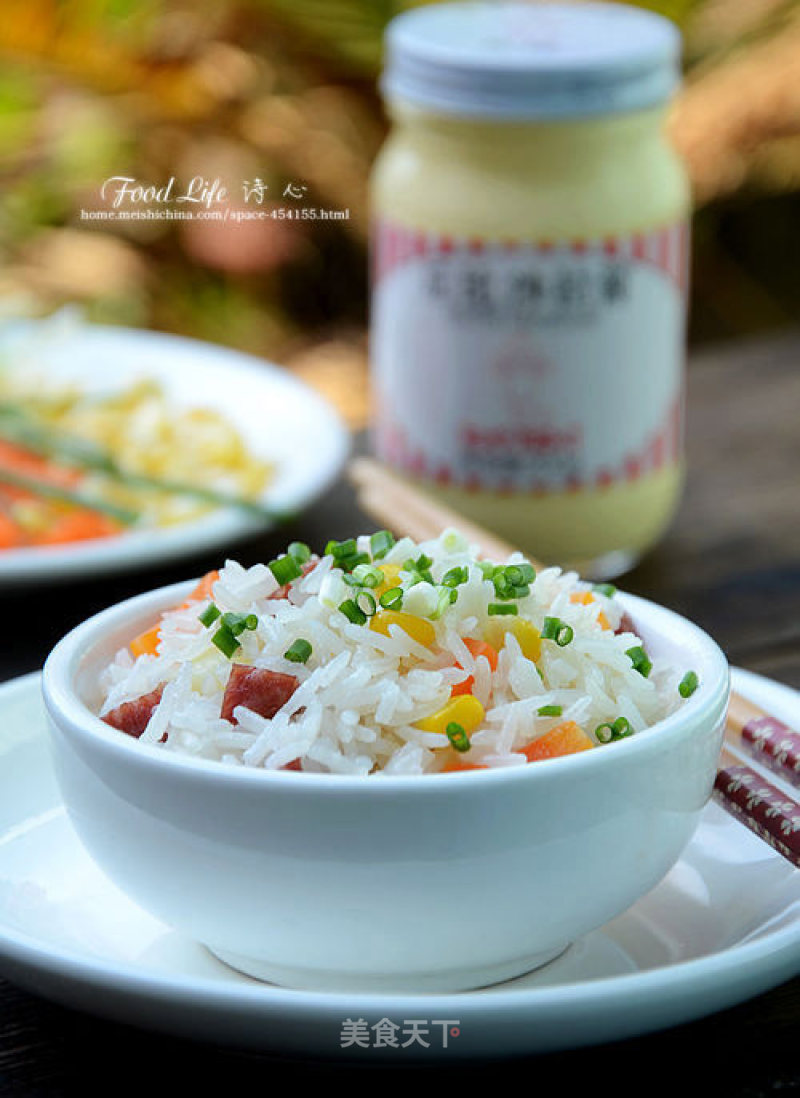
(714, 749), (800, 868)
(715, 693), (800, 868)
(726, 692), (800, 791)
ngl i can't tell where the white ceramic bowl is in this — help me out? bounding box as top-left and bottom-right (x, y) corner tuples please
(41, 580), (730, 993)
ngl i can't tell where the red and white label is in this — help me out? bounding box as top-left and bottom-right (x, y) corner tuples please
(370, 220), (689, 494)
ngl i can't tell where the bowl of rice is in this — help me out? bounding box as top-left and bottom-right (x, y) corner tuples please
(42, 529), (729, 992)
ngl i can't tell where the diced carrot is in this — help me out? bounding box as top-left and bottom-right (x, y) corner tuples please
(130, 625), (162, 658)
(30, 510), (123, 545)
(130, 569), (221, 658)
(451, 637), (499, 696)
(128, 568), (222, 658)
(464, 637), (499, 668)
(569, 590), (611, 631)
(522, 721), (595, 762)
(570, 591), (594, 606)
(179, 569), (220, 608)
(440, 753), (488, 773)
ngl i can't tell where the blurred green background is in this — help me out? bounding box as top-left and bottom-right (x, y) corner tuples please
(1, 0), (799, 429)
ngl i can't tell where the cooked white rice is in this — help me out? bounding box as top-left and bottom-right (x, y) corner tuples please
(98, 530), (692, 774)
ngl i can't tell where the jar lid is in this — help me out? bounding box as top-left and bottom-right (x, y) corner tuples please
(381, 1), (682, 119)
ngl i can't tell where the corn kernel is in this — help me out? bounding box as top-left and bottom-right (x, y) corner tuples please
(484, 617), (541, 662)
(370, 609), (436, 648)
(415, 694), (485, 736)
(374, 563), (402, 598)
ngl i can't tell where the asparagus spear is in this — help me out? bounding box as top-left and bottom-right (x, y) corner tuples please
(0, 467), (140, 525)
(0, 405), (281, 521)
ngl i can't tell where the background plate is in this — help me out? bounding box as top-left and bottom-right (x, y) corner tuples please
(0, 322), (349, 583)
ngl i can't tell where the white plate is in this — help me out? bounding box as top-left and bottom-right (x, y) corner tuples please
(0, 323), (349, 583)
(0, 667), (799, 1060)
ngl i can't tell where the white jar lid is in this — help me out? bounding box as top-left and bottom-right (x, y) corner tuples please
(381, 1), (681, 119)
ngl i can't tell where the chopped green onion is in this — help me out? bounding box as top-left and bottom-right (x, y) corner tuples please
(403, 554), (434, 585)
(198, 603), (221, 627)
(220, 611), (259, 636)
(516, 562), (536, 584)
(326, 537), (357, 559)
(212, 623), (241, 658)
(370, 529), (395, 560)
(595, 716), (633, 744)
(446, 722), (471, 753)
(351, 563), (384, 588)
(339, 598), (367, 625)
(287, 541), (311, 564)
(355, 590), (377, 617)
(269, 554), (303, 586)
(379, 586), (403, 610)
(284, 638), (312, 664)
(593, 583), (617, 598)
(325, 538), (369, 573)
(626, 645), (652, 678)
(679, 671), (699, 698)
(491, 564), (531, 601)
(537, 705), (563, 717)
(541, 617), (574, 646)
(478, 561), (496, 579)
(430, 586), (458, 620)
(442, 565), (469, 587)
(488, 603), (519, 616)
(493, 575), (521, 599)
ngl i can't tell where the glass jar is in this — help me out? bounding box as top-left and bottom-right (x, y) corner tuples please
(369, 1), (690, 578)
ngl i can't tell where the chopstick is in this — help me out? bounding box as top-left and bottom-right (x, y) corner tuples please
(726, 691), (800, 791)
(349, 456), (800, 869)
(715, 748), (800, 868)
(349, 458), (528, 564)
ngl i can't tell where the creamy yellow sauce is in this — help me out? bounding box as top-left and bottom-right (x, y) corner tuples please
(371, 103), (690, 576)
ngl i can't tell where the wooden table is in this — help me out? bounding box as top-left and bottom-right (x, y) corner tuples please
(1, 330), (799, 1094)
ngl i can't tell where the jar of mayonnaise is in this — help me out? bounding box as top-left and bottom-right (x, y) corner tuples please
(369, 1), (690, 578)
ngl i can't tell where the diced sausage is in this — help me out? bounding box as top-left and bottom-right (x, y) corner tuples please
(282, 758), (303, 771)
(102, 685), (165, 739)
(221, 664), (299, 724)
(615, 611), (637, 636)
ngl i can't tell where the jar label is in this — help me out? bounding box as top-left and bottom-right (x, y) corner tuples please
(371, 220), (688, 493)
